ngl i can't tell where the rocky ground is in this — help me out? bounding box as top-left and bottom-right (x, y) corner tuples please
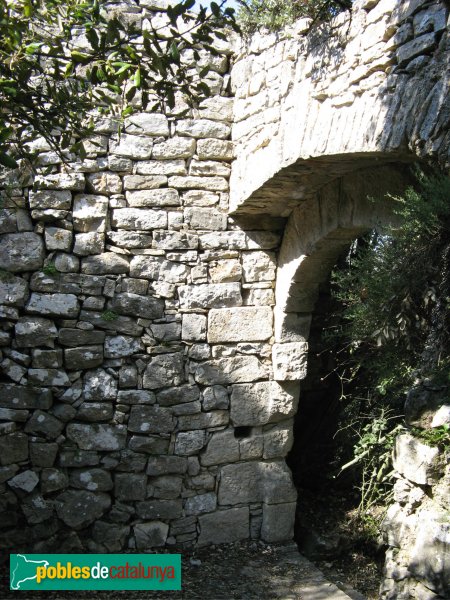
(1, 541), (369, 600)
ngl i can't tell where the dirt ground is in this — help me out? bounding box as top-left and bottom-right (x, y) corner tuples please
(1, 541), (368, 600)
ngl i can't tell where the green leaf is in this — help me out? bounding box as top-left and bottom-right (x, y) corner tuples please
(0, 152), (18, 168)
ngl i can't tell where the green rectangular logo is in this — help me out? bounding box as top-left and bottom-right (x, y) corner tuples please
(10, 554), (181, 591)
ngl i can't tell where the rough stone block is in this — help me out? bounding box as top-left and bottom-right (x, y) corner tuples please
(126, 188), (180, 207)
(218, 461), (296, 505)
(73, 194), (108, 233)
(393, 433), (444, 485)
(396, 32), (436, 66)
(15, 317), (58, 348)
(64, 346), (104, 370)
(177, 410), (229, 431)
(208, 307), (273, 343)
(174, 430), (206, 456)
(185, 492), (217, 516)
(28, 368), (70, 387)
(128, 405), (175, 434)
(182, 313), (207, 342)
(272, 342), (308, 381)
(81, 252), (129, 275)
(198, 507), (249, 546)
(110, 293), (164, 319)
(29, 190), (72, 210)
(242, 251), (276, 282)
(83, 368), (117, 401)
(73, 232), (105, 256)
(69, 468), (113, 492)
(261, 502), (296, 542)
(76, 402), (114, 422)
(115, 473), (147, 501)
(129, 435), (170, 455)
(45, 227), (73, 251)
(110, 134), (153, 159)
(111, 208), (168, 230)
(66, 424), (127, 451)
(168, 175), (228, 191)
(25, 410), (65, 439)
(195, 356), (268, 385)
(143, 353), (185, 389)
(134, 521), (169, 549)
(26, 293), (79, 318)
(184, 207), (227, 230)
(0, 432), (28, 465)
(124, 113), (169, 136)
(200, 429), (239, 466)
(104, 335), (144, 358)
(58, 328), (105, 347)
(176, 119), (230, 139)
(0, 275), (29, 307)
(0, 232), (45, 272)
(152, 137), (196, 159)
(231, 382), (299, 426)
(263, 421), (294, 459)
(55, 490), (110, 529)
(179, 283), (242, 310)
(197, 138), (234, 160)
(136, 499), (183, 520)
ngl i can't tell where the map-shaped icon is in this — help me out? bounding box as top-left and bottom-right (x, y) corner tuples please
(10, 555), (49, 590)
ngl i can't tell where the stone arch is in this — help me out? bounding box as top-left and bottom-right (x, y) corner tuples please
(272, 163), (416, 386)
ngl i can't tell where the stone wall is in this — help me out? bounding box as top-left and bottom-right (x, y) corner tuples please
(380, 385), (449, 600)
(0, 0), (299, 554)
(0, 5), (448, 595)
(231, 0), (450, 215)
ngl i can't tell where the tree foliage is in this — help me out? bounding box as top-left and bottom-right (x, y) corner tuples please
(0, 0), (238, 167)
(331, 174), (450, 399)
(237, 0), (352, 33)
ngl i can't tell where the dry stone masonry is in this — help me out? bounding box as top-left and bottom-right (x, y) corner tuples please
(0, 1), (449, 598)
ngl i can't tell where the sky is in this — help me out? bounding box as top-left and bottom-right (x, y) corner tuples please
(192, 0), (243, 11)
